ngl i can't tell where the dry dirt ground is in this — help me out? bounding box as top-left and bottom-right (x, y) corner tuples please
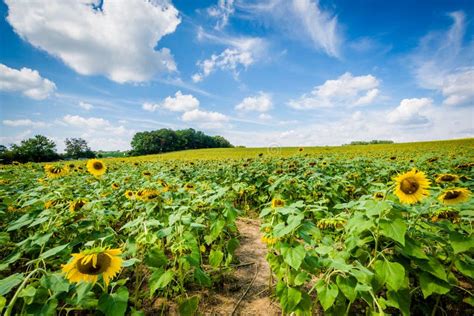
(198, 217), (281, 315)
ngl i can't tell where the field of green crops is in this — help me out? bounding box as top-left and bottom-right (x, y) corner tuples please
(1, 138), (473, 315)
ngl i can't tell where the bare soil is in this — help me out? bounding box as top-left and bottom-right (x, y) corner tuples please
(197, 217), (281, 315)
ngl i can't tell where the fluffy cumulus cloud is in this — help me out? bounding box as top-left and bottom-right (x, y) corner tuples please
(61, 115), (134, 151)
(235, 92), (273, 112)
(192, 29), (267, 82)
(181, 109), (229, 128)
(387, 98), (432, 125)
(288, 72), (379, 109)
(143, 91), (200, 112)
(0, 64), (56, 100)
(207, 0), (235, 30)
(62, 115), (129, 135)
(236, 0), (341, 57)
(5, 0), (181, 83)
(412, 11), (474, 106)
(3, 119), (48, 128)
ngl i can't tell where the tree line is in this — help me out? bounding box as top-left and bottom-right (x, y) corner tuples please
(0, 128), (233, 163)
(129, 128), (233, 156)
(345, 140), (394, 146)
(0, 136), (96, 163)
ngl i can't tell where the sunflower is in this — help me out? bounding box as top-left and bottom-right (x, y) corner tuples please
(141, 189), (160, 202)
(438, 188), (471, 205)
(271, 198), (285, 208)
(62, 247), (122, 286)
(298, 147), (304, 152)
(373, 192), (385, 200)
(86, 159), (107, 177)
(142, 171), (151, 176)
(44, 164), (68, 178)
(124, 190), (135, 200)
(184, 183), (195, 191)
(111, 183), (120, 190)
(69, 199), (88, 212)
(394, 168), (430, 204)
(435, 174), (459, 184)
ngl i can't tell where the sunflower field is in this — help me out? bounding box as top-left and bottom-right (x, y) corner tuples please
(0, 139), (473, 315)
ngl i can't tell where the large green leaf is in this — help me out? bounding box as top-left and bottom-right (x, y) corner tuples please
(379, 218), (406, 245)
(281, 244), (306, 270)
(316, 281), (339, 311)
(39, 243), (69, 259)
(98, 286), (129, 316)
(374, 259), (405, 291)
(419, 272), (451, 298)
(0, 273), (24, 296)
(449, 232), (473, 254)
(386, 289), (411, 316)
(209, 249), (224, 268)
(178, 296), (200, 316)
(336, 275), (357, 302)
(144, 246), (168, 268)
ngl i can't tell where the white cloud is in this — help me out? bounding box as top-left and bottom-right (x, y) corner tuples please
(236, 0), (341, 57)
(192, 29), (267, 82)
(5, 0), (181, 83)
(387, 98), (432, 125)
(236, 92), (273, 112)
(412, 11), (474, 106)
(288, 72), (380, 109)
(143, 91), (200, 112)
(207, 0), (235, 30)
(0, 64), (56, 100)
(181, 109), (229, 128)
(62, 114), (129, 136)
(78, 101), (93, 110)
(3, 119), (48, 128)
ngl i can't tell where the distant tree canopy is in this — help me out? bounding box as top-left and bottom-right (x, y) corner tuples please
(64, 138), (95, 159)
(346, 140), (394, 145)
(130, 128), (233, 156)
(0, 135), (97, 164)
(1, 135), (60, 163)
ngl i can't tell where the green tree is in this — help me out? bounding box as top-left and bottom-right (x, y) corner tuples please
(10, 135), (59, 162)
(64, 138), (95, 159)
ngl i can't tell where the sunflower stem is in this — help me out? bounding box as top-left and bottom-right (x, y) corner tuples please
(4, 268), (46, 316)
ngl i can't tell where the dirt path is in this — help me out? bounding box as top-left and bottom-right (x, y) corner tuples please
(199, 217), (281, 315)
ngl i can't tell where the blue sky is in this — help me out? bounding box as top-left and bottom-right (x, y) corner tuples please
(0, 0), (473, 151)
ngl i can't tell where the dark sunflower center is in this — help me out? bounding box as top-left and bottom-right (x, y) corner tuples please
(93, 162), (103, 170)
(147, 194), (158, 199)
(76, 253), (111, 275)
(441, 175), (455, 181)
(444, 191), (461, 200)
(400, 178), (419, 194)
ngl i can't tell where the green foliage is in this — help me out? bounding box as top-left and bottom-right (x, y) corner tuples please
(1, 135), (59, 163)
(130, 128), (232, 156)
(64, 138), (95, 159)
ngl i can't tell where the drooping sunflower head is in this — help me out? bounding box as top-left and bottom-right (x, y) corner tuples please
(271, 198), (285, 208)
(298, 147), (304, 152)
(141, 189), (160, 202)
(184, 183), (195, 191)
(435, 174), (459, 184)
(394, 168), (431, 204)
(373, 192), (385, 200)
(142, 171), (151, 177)
(124, 190), (135, 200)
(44, 164), (68, 179)
(438, 188), (471, 205)
(111, 183), (120, 190)
(62, 247), (122, 286)
(69, 199), (88, 212)
(86, 159), (107, 177)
